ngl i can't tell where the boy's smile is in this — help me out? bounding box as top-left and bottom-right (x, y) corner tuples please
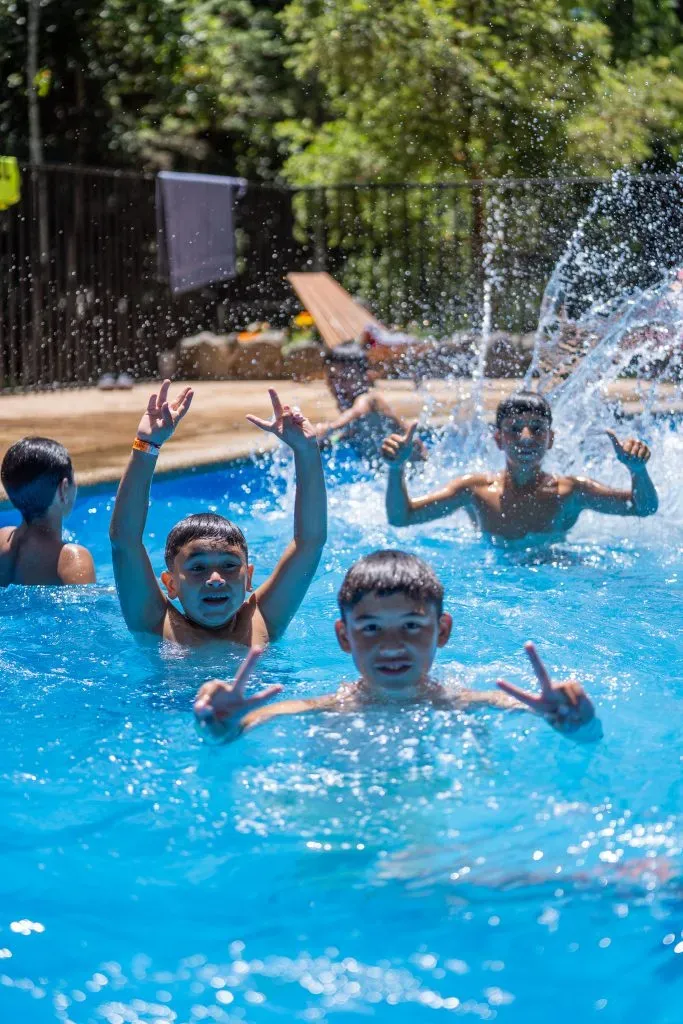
(335, 591), (452, 699)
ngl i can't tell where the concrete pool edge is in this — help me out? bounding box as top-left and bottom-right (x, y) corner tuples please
(0, 376), (680, 510)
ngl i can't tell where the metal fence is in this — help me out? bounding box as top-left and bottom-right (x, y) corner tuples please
(1, 165), (682, 390)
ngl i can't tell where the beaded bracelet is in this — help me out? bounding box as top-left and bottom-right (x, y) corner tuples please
(132, 437), (161, 456)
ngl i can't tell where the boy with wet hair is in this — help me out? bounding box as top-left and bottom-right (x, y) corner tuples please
(382, 390), (658, 540)
(109, 381), (326, 647)
(0, 436), (96, 586)
(194, 550), (601, 743)
(314, 343), (426, 462)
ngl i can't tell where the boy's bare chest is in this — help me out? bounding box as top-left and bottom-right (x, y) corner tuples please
(471, 480), (574, 537)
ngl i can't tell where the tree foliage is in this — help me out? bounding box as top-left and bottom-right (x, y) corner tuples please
(280, 0), (683, 182)
(1, 0), (683, 180)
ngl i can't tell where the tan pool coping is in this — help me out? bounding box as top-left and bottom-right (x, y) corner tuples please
(0, 377), (679, 503)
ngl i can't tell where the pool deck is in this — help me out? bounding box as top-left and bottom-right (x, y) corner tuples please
(0, 377), (679, 500)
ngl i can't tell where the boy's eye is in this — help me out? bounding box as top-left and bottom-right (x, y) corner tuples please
(190, 564), (205, 573)
(361, 624), (379, 634)
(404, 621), (423, 632)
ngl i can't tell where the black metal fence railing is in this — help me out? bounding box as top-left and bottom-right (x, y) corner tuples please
(1, 165), (682, 390)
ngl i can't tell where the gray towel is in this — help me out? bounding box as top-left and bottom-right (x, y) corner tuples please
(156, 171), (247, 295)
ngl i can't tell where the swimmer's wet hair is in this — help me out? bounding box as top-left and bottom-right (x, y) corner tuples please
(165, 513), (248, 569)
(323, 342), (369, 369)
(337, 550), (444, 617)
(1, 436), (74, 521)
(495, 391), (552, 429)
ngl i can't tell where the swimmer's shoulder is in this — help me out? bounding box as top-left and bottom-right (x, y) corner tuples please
(456, 471), (500, 499)
(552, 474), (589, 504)
(0, 525), (17, 557)
(0, 526), (19, 586)
(57, 542), (96, 584)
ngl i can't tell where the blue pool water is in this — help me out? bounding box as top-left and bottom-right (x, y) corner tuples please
(0, 437), (681, 1023)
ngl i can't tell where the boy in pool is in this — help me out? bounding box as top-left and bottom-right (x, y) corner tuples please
(194, 550), (602, 743)
(314, 343), (426, 463)
(109, 380), (326, 647)
(381, 391), (658, 540)
(0, 437), (96, 586)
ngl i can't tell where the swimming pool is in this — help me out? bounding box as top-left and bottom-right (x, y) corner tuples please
(0, 433), (681, 1023)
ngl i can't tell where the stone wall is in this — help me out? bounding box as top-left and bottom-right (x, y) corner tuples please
(171, 330), (536, 382)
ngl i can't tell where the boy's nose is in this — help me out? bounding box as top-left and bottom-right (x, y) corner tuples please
(520, 427), (534, 441)
(206, 573), (226, 586)
(378, 635), (406, 654)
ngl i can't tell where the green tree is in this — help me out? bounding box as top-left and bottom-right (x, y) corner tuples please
(0, 0), (303, 177)
(278, 0), (683, 184)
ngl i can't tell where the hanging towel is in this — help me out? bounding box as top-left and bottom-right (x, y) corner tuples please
(156, 171), (247, 295)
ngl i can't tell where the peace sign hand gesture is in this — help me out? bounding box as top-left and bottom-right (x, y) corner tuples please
(246, 389), (316, 452)
(497, 642), (598, 735)
(606, 430), (651, 471)
(137, 379), (193, 447)
(381, 421), (418, 468)
(194, 647), (283, 741)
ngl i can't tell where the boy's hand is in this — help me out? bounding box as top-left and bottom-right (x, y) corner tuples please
(606, 430), (651, 471)
(381, 421), (418, 468)
(496, 642), (596, 733)
(246, 389), (317, 452)
(137, 380), (193, 446)
(194, 647), (283, 726)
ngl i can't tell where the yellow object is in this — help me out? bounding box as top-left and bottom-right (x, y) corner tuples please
(294, 310), (314, 328)
(34, 68), (52, 98)
(0, 156), (21, 211)
(132, 437), (160, 456)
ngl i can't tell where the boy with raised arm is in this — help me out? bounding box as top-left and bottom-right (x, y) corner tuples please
(109, 381), (327, 647)
(194, 550), (602, 744)
(313, 343), (426, 462)
(0, 437), (96, 586)
(382, 391), (658, 541)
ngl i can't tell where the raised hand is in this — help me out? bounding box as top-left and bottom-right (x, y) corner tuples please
(496, 642), (596, 733)
(194, 647), (283, 732)
(137, 379), (193, 446)
(606, 430), (651, 470)
(246, 389), (316, 452)
(381, 421), (418, 468)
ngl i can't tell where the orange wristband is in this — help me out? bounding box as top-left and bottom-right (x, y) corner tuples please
(132, 437), (161, 456)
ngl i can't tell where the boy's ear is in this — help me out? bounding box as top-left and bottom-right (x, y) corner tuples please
(246, 563), (254, 592)
(548, 428), (554, 450)
(437, 612), (452, 648)
(56, 477), (71, 503)
(335, 618), (352, 653)
(161, 570), (177, 598)
(493, 428), (503, 450)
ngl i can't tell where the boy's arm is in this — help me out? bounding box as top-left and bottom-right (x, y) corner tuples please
(58, 544), (97, 584)
(382, 422), (474, 526)
(461, 641), (603, 743)
(315, 394), (379, 438)
(572, 431), (658, 518)
(109, 381), (193, 634)
(247, 390), (327, 641)
(194, 648), (337, 743)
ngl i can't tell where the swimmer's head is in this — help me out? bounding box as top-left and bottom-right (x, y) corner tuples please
(323, 343), (371, 408)
(161, 513), (253, 629)
(1, 436), (76, 522)
(335, 550), (452, 699)
(494, 391), (554, 470)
